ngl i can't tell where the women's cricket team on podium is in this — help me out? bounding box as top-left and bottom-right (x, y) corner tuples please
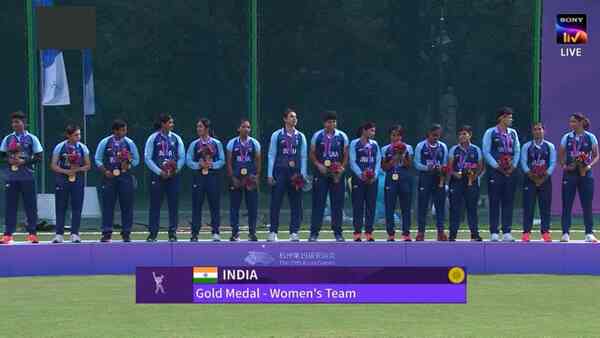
(0, 107), (598, 244)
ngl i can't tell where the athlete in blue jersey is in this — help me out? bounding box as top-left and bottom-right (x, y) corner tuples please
(186, 118), (225, 242)
(447, 126), (483, 241)
(50, 124), (92, 243)
(144, 113), (186, 242)
(95, 119), (140, 242)
(482, 107), (521, 242)
(381, 125), (414, 241)
(226, 119), (261, 241)
(309, 111), (349, 242)
(520, 122), (556, 242)
(558, 113), (599, 243)
(349, 122), (381, 241)
(0, 111), (44, 244)
(414, 124), (449, 241)
(267, 108), (308, 242)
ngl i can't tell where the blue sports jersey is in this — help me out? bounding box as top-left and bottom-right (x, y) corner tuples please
(560, 131), (598, 166)
(52, 140), (90, 180)
(94, 135), (140, 171)
(381, 143), (414, 178)
(144, 131), (186, 175)
(482, 126), (521, 168)
(349, 138), (381, 177)
(267, 128), (308, 177)
(311, 129), (349, 164)
(448, 143), (482, 173)
(226, 136), (261, 176)
(0, 131), (43, 180)
(413, 140), (449, 172)
(520, 139), (557, 175)
(186, 136), (225, 172)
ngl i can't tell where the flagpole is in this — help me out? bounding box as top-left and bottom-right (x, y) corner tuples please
(26, 0), (43, 191)
(39, 51), (46, 193)
(249, 0), (258, 138)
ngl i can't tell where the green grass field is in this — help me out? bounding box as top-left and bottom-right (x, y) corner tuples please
(2, 275), (600, 337)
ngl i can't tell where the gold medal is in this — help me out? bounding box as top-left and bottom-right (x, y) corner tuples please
(288, 160), (296, 168)
(113, 169), (121, 177)
(324, 160), (331, 167)
(392, 173), (399, 181)
(10, 165), (18, 172)
(68, 175), (76, 183)
(202, 168), (209, 175)
(240, 168), (248, 176)
(448, 267), (466, 284)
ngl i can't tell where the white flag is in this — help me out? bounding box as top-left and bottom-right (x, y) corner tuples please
(41, 49), (71, 106)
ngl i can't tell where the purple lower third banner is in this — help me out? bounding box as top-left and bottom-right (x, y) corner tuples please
(136, 267), (467, 304)
(193, 284), (465, 304)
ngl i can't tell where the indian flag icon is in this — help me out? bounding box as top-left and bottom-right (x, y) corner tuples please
(193, 267), (218, 284)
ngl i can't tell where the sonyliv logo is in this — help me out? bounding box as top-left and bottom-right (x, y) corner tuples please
(557, 14), (587, 57)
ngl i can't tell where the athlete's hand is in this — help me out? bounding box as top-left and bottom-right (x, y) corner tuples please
(317, 163), (328, 175)
(268, 177), (275, 186)
(104, 170), (114, 178)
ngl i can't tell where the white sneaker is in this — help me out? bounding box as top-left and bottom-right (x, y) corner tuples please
(289, 233), (300, 242)
(502, 233), (515, 242)
(585, 234), (598, 243)
(560, 233), (570, 242)
(52, 234), (64, 243)
(490, 233), (500, 242)
(71, 234), (81, 243)
(212, 233), (221, 242)
(267, 232), (278, 242)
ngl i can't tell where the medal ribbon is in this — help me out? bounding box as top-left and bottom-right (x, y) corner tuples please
(160, 133), (170, 159)
(497, 127), (513, 154)
(239, 138), (250, 162)
(323, 131), (333, 160)
(284, 130), (295, 156)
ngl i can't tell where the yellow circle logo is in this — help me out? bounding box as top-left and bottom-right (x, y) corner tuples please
(448, 267), (465, 284)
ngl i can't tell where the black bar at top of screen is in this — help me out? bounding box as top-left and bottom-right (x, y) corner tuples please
(36, 7), (96, 49)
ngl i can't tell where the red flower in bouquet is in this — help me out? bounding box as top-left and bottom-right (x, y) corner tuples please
(161, 159), (177, 175)
(499, 154), (512, 171)
(117, 148), (131, 171)
(392, 141), (406, 155)
(198, 144), (214, 159)
(575, 152), (590, 166)
(7, 138), (22, 171)
(329, 162), (343, 174)
(7, 138), (20, 153)
(464, 163), (478, 186)
(575, 152), (590, 176)
(242, 175), (258, 190)
(363, 168), (375, 181)
(438, 165), (450, 188)
(531, 164), (547, 177)
(117, 148), (131, 162)
(65, 147), (81, 182)
(67, 151), (81, 167)
(327, 161), (343, 183)
(291, 173), (305, 190)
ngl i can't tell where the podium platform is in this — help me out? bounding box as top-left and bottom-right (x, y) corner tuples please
(1, 241), (599, 277)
